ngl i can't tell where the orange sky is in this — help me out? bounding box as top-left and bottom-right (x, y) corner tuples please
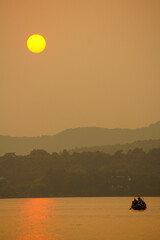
(1, 0), (160, 136)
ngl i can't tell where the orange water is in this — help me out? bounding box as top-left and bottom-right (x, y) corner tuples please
(0, 197), (160, 240)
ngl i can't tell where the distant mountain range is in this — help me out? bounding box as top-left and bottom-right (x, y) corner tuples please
(0, 122), (160, 156)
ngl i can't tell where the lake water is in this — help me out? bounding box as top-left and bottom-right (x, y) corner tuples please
(0, 197), (160, 240)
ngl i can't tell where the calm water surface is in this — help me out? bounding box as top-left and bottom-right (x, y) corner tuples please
(0, 197), (160, 240)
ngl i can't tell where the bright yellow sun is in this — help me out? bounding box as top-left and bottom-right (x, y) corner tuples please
(27, 34), (46, 53)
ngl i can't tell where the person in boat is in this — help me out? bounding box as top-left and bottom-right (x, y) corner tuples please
(137, 194), (145, 206)
(132, 197), (138, 206)
(138, 194), (141, 201)
(131, 194), (146, 210)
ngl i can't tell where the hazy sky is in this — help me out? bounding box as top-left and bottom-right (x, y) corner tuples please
(1, 0), (160, 136)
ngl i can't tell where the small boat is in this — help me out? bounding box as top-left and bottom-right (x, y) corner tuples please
(130, 195), (147, 210)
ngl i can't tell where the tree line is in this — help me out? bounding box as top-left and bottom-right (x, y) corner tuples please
(0, 148), (160, 198)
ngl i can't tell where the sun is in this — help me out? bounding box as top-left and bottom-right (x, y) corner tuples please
(27, 34), (46, 53)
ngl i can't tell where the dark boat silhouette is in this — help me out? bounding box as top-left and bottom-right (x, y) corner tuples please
(130, 195), (147, 210)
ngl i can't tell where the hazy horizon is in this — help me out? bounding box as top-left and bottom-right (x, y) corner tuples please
(0, 120), (159, 138)
(1, 0), (160, 137)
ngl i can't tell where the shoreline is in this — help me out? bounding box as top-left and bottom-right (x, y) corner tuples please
(0, 195), (160, 200)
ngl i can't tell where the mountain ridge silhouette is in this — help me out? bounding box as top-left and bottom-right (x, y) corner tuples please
(0, 121), (160, 155)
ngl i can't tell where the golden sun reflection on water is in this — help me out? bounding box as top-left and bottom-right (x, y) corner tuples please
(16, 198), (59, 240)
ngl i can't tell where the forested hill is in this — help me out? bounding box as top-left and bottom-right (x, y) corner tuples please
(0, 121), (160, 155)
(0, 148), (160, 198)
(70, 139), (160, 154)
